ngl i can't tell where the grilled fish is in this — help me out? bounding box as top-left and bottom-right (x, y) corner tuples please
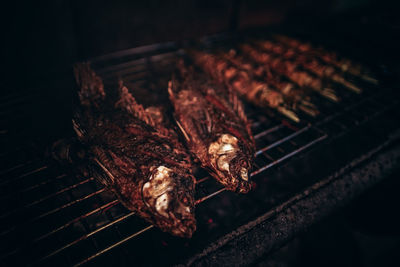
(189, 50), (300, 122)
(67, 63), (197, 238)
(168, 61), (255, 193)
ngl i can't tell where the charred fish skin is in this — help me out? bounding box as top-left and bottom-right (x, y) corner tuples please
(87, 112), (196, 238)
(168, 61), (255, 193)
(70, 63), (197, 238)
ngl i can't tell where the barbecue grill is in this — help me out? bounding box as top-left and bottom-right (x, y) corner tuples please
(2, 1), (400, 266)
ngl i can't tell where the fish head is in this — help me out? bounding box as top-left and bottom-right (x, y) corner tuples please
(208, 134), (252, 193)
(142, 165), (196, 238)
(227, 154), (252, 193)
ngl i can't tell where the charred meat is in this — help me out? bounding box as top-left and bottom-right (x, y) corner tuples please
(240, 43), (340, 102)
(189, 50), (300, 122)
(255, 39), (362, 93)
(168, 62), (255, 193)
(220, 49), (319, 117)
(273, 35), (378, 85)
(66, 63), (197, 238)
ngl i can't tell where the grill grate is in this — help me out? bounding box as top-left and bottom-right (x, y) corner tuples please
(0, 35), (398, 266)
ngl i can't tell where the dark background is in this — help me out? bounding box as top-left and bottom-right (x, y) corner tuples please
(3, 0), (400, 90)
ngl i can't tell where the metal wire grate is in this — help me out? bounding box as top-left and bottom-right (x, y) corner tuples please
(0, 36), (398, 266)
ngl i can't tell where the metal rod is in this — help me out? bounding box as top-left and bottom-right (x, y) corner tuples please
(0, 176), (93, 219)
(253, 123), (284, 139)
(0, 165), (48, 187)
(73, 225), (154, 267)
(1, 199), (120, 259)
(255, 126), (310, 156)
(39, 179), (231, 263)
(0, 160), (35, 175)
(28, 177), (94, 207)
(0, 188), (108, 237)
(252, 134), (328, 176)
(34, 199), (119, 243)
(195, 188), (227, 205)
(0, 174), (67, 201)
(31, 188), (107, 222)
(38, 211), (136, 263)
(315, 91), (381, 127)
(72, 186), (230, 266)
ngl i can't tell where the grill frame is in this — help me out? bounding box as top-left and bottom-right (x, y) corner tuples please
(1, 33), (399, 266)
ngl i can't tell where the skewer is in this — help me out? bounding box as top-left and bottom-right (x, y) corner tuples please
(333, 77), (362, 94)
(272, 34), (378, 85)
(220, 50), (320, 119)
(299, 103), (319, 117)
(239, 44), (341, 103)
(254, 39), (363, 94)
(320, 87), (340, 102)
(277, 106), (300, 123)
(361, 74), (378, 85)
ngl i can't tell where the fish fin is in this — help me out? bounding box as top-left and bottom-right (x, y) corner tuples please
(92, 157), (116, 186)
(170, 74), (208, 141)
(175, 117), (191, 142)
(71, 106), (94, 140)
(90, 147), (119, 187)
(72, 118), (86, 140)
(73, 62), (106, 108)
(167, 79), (176, 101)
(116, 81), (172, 136)
(225, 85), (255, 143)
(227, 86), (250, 125)
(114, 81), (158, 127)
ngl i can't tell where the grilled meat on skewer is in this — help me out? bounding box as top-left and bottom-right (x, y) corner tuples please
(220, 49), (319, 117)
(273, 35), (378, 85)
(240, 44), (340, 102)
(255, 40), (362, 93)
(59, 63), (197, 238)
(168, 62), (255, 193)
(189, 50), (300, 122)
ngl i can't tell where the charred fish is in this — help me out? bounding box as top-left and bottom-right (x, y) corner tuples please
(168, 61), (255, 193)
(56, 63), (197, 238)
